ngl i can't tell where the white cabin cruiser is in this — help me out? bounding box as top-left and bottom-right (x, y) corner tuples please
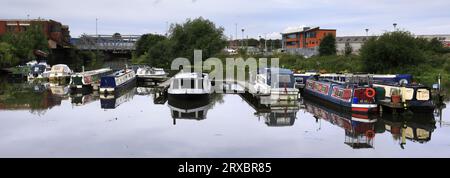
(136, 66), (168, 82)
(168, 72), (212, 99)
(49, 64), (73, 82)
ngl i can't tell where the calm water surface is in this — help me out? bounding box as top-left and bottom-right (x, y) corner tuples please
(0, 80), (449, 157)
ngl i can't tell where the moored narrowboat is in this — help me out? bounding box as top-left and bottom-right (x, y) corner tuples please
(372, 82), (435, 113)
(99, 68), (136, 94)
(293, 72), (316, 90)
(69, 68), (113, 91)
(303, 77), (378, 113)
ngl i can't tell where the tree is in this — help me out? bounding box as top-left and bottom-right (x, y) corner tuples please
(0, 42), (18, 68)
(0, 24), (48, 65)
(134, 17), (227, 68)
(135, 33), (167, 56)
(360, 31), (425, 73)
(344, 42), (353, 56)
(169, 17), (227, 62)
(319, 34), (336, 56)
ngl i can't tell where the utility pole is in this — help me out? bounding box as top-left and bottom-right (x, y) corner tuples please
(165, 21), (169, 37)
(264, 34), (267, 52)
(95, 18), (99, 59)
(235, 23), (238, 46)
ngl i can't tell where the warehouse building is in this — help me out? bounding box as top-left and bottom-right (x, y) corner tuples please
(0, 19), (71, 49)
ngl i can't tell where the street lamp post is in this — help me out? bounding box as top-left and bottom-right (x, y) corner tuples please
(241, 28), (245, 48)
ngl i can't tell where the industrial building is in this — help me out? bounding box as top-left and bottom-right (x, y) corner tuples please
(336, 34), (450, 55)
(336, 36), (373, 55)
(0, 19), (71, 49)
(281, 27), (336, 57)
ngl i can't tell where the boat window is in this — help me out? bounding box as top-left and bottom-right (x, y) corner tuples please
(416, 128), (430, 139)
(197, 79), (203, 89)
(416, 89), (430, 101)
(402, 88), (414, 100)
(278, 75), (292, 83)
(172, 79), (180, 89)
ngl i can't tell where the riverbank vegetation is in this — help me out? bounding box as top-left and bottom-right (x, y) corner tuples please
(0, 24), (48, 68)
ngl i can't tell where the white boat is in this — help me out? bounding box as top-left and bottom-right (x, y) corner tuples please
(168, 72), (212, 99)
(49, 64), (73, 82)
(250, 68), (299, 101)
(136, 66), (168, 82)
(28, 62), (51, 80)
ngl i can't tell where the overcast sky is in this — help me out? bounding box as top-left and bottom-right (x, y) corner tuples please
(1, 0), (450, 39)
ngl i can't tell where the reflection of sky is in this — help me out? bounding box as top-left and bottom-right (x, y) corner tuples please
(0, 94), (449, 157)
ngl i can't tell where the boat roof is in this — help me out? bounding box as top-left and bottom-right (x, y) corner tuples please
(174, 72), (207, 79)
(258, 68), (293, 75)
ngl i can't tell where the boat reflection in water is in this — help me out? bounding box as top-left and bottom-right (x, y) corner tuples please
(0, 79), (64, 114)
(303, 98), (378, 149)
(70, 91), (100, 106)
(100, 85), (136, 109)
(168, 95), (212, 125)
(48, 83), (70, 97)
(380, 112), (436, 149)
(136, 86), (167, 105)
(239, 93), (300, 127)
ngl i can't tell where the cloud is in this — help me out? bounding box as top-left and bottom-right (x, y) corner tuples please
(1, 0), (449, 37)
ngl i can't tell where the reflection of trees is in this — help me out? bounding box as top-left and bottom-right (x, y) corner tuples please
(209, 93), (224, 109)
(0, 78), (62, 115)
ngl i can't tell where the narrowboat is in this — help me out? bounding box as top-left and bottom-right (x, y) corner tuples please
(28, 62), (51, 80)
(48, 64), (73, 83)
(69, 68), (113, 91)
(372, 82), (435, 113)
(318, 73), (412, 85)
(293, 72), (316, 90)
(99, 68), (136, 94)
(136, 66), (168, 83)
(303, 98), (378, 149)
(100, 87), (136, 109)
(250, 68), (299, 101)
(168, 72), (212, 100)
(303, 77), (378, 113)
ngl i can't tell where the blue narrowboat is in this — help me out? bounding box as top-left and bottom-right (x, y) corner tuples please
(99, 69), (136, 94)
(303, 77), (378, 113)
(319, 73), (413, 85)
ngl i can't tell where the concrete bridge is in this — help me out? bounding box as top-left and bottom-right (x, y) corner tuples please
(72, 33), (141, 53)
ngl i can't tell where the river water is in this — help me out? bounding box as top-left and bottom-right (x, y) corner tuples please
(0, 76), (449, 158)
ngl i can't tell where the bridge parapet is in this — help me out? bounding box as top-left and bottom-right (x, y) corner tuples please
(73, 34), (141, 53)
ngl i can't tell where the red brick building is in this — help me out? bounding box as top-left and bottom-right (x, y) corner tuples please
(0, 19), (71, 49)
(281, 27), (336, 49)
